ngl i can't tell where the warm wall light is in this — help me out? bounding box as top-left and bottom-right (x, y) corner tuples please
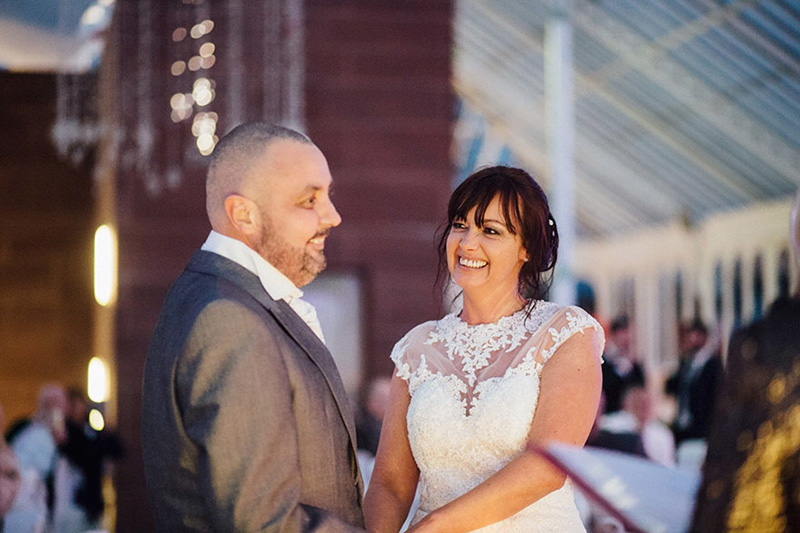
(89, 409), (105, 431)
(94, 224), (117, 306)
(88, 357), (109, 403)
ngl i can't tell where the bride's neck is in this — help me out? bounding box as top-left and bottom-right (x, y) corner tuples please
(460, 291), (527, 325)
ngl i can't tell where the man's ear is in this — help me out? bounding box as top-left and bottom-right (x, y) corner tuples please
(224, 194), (259, 235)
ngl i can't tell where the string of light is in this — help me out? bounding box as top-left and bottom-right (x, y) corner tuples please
(169, 1), (218, 157)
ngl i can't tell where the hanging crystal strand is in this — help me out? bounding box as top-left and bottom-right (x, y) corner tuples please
(52, 0), (72, 160)
(165, 2), (183, 190)
(137, 0), (158, 195)
(262, 0), (281, 122)
(283, 0), (305, 131)
(95, 8), (121, 186)
(50, 0), (105, 166)
(70, 74), (88, 165)
(225, 0), (244, 132)
(52, 72), (70, 159)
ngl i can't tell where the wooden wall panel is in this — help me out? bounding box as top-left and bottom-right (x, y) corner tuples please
(306, 0), (454, 378)
(0, 73), (94, 432)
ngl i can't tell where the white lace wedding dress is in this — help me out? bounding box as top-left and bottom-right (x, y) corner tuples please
(391, 301), (604, 532)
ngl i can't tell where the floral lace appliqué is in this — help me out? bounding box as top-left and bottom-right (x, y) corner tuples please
(542, 310), (605, 364)
(424, 302), (558, 386)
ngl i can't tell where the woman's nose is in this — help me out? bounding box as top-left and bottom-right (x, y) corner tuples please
(458, 229), (480, 250)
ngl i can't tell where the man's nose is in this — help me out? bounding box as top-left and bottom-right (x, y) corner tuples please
(321, 197), (342, 227)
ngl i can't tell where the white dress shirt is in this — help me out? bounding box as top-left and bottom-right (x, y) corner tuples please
(201, 231), (326, 343)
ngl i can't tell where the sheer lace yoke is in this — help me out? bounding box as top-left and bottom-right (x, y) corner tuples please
(392, 302), (603, 416)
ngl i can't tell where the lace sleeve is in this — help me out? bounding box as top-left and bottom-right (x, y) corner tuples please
(389, 321), (444, 396)
(540, 306), (605, 366)
(389, 321), (438, 382)
(390, 332), (413, 381)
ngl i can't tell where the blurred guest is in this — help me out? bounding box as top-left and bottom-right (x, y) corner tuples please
(5, 384), (68, 531)
(692, 194), (800, 532)
(601, 316), (645, 413)
(9, 385), (68, 475)
(587, 394), (646, 458)
(54, 387), (123, 532)
(0, 444), (21, 527)
(580, 396), (647, 533)
(0, 402), (22, 529)
(667, 319), (722, 445)
(355, 377), (392, 457)
(602, 386), (676, 467)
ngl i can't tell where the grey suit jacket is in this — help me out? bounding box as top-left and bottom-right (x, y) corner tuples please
(142, 250), (365, 532)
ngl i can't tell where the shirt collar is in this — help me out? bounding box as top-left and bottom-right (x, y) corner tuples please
(201, 230), (302, 302)
(690, 345), (714, 370)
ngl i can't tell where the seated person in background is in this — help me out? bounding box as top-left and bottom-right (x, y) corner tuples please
(0, 444), (21, 526)
(586, 393), (646, 458)
(56, 387), (124, 531)
(666, 319), (722, 446)
(601, 386), (676, 467)
(0, 402), (22, 528)
(601, 316), (645, 414)
(355, 377), (392, 458)
(5, 384), (68, 532)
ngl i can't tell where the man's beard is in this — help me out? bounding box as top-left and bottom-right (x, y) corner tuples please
(253, 216), (327, 287)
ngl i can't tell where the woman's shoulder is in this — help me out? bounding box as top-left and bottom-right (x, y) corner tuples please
(399, 318), (442, 342)
(389, 319), (439, 358)
(525, 300), (596, 333)
(533, 301), (600, 325)
(534, 302), (606, 359)
(389, 319), (446, 382)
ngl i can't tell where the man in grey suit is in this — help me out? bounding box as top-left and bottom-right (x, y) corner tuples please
(142, 123), (364, 531)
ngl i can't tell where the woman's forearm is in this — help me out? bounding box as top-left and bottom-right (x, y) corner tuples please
(364, 479), (415, 533)
(412, 454), (567, 533)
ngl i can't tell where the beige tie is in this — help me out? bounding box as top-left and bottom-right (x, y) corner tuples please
(288, 297), (326, 344)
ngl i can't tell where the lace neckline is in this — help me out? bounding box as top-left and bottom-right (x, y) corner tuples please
(427, 302), (551, 387)
(449, 302), (531, 329)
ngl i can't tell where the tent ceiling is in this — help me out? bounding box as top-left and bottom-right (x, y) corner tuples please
(0, 0), (113, 73)
(454, 0), (800, 238)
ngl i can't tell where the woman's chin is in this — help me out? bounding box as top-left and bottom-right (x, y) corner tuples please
(451, 274), (486, 292)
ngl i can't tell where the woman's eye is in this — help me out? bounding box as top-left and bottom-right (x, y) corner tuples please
(452, 221), (467, 230)
(484, 227), (500, 235)
(302, 196), (317, 208)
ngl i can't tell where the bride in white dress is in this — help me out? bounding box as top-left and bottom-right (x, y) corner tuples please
(363, 166), (604, 532)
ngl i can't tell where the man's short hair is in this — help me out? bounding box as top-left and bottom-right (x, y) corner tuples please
(205, 122), (313, 225)
(209, 122), (311, 169)
(685, 318), (708, 335)
(609, 316), (629, 334)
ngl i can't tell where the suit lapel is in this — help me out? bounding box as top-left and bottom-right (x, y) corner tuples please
(270, 299), (359, 442)
(186, 251), (360, 460)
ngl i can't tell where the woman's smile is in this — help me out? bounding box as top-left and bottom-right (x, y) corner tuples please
(458, 256), (488, 269)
